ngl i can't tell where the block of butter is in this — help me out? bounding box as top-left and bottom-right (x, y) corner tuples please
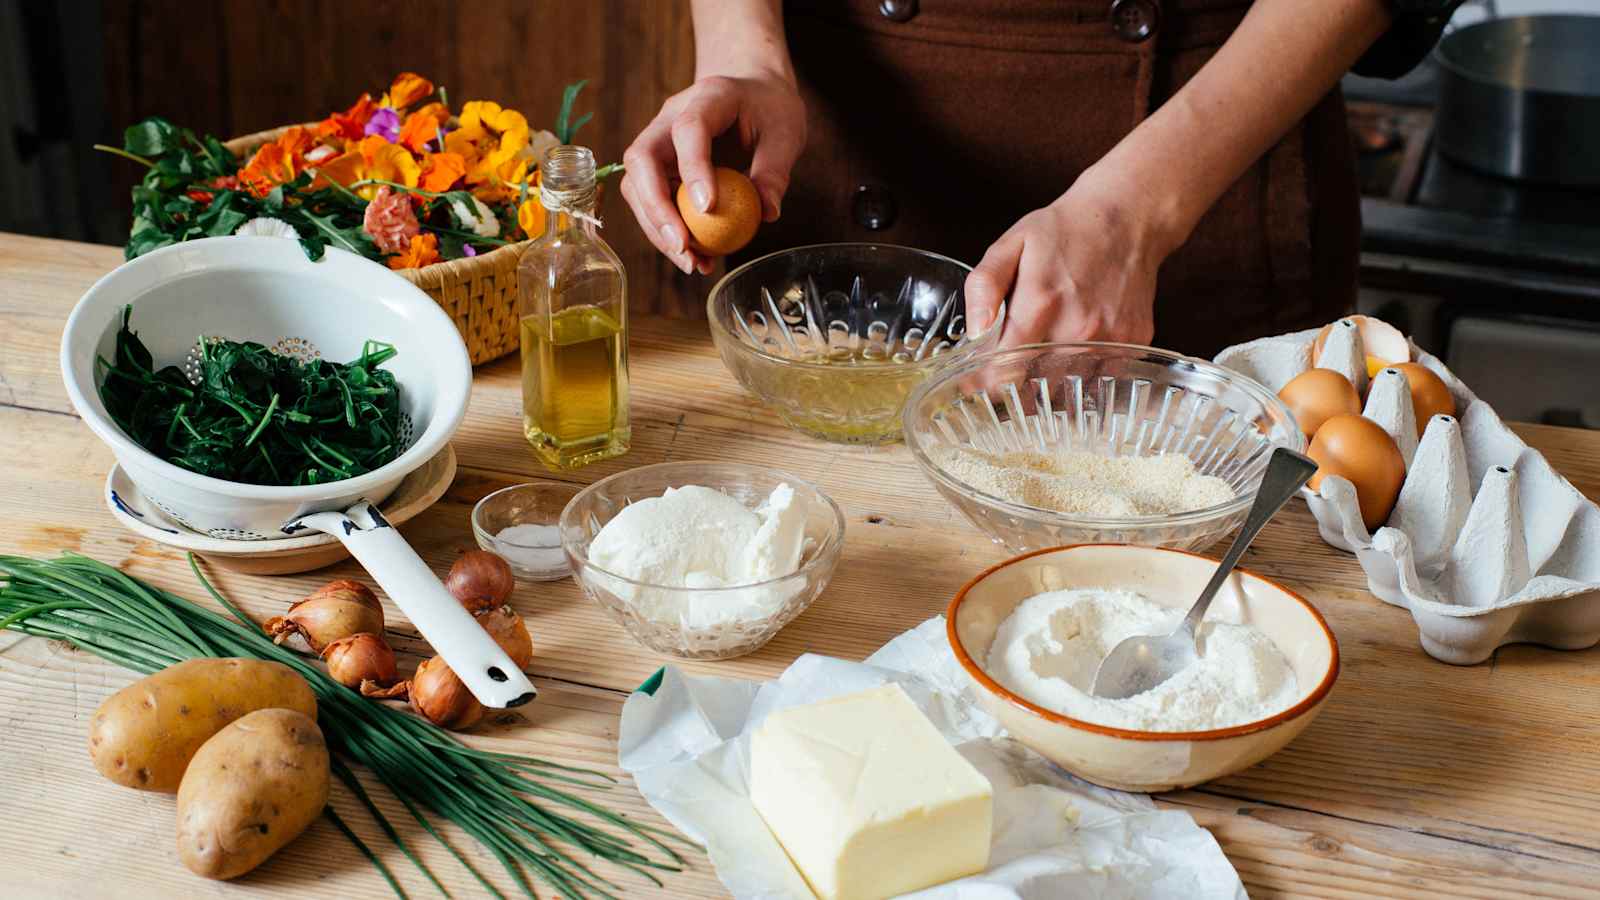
(749, 683), (993, 900)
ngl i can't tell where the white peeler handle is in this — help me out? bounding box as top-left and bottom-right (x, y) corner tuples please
(289, 503), (536, 709)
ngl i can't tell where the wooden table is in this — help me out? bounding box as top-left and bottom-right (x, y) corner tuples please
(2, 232), (1597, 899)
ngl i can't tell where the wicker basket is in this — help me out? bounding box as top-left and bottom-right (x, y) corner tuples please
(224, 124), (527, 366)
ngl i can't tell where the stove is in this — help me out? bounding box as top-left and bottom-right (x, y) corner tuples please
(1345, 76), (1600, 429)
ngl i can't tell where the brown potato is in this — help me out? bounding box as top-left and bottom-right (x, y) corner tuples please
(89, 658), (316, 792)
(176, 708), (330, 880)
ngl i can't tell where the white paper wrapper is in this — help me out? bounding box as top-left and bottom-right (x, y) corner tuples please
(1216, 326), (1600, 664)
(619, 617), (1246, 900)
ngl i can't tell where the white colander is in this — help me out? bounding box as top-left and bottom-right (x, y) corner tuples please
(60, 236), (534, 709)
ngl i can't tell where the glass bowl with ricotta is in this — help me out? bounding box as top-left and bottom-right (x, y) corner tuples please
(559, 461), (846, 659)
(946, 543), (1339, 793)
(707, 243), (1002, 445)
(904, 342), (1303, 553)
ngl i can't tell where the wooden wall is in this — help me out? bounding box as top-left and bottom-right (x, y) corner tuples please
(100, 0), (706, 317)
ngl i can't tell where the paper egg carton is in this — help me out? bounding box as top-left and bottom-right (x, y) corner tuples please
(1216, 323), (1600, 665)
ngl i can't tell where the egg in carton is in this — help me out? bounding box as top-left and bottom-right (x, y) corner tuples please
(1215, 318), (1600, 665)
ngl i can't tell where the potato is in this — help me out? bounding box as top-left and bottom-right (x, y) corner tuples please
(89, 658), (316, 792)
(176, 708), (330, 880)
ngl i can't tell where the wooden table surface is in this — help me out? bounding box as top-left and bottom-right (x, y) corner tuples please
(2, 232), (1598, 899)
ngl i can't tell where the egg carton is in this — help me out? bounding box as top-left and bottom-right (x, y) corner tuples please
(1216, 323), (1600, 665)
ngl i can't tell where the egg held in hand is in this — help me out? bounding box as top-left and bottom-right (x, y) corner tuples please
(677, 167), (761, 256)
(1308, 414), (1406, 531)
(1278, 368), (1361, 439)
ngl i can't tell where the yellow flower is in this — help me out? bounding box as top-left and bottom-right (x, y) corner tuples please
(518, 189), (546, 239)
(354, 134), (421, 199)
(459, 100), (529, 167)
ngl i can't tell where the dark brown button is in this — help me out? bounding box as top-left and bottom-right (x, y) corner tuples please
(1110, 0), (1159, 43)
(878, 0), (917, 23)
(852, 185), (896, 231)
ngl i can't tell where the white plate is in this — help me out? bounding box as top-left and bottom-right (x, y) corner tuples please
(104, 445), (457, 575)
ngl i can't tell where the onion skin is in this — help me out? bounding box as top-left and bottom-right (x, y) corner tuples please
(409, 656), (484, 730)
(321, 633), (398, 690)
(264, 580), (385, 654)
(476, 605), (533, 670)
(445, 550), (515, 612)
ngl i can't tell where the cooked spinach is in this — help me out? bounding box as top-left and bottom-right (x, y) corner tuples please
(97, 306), (406, 486)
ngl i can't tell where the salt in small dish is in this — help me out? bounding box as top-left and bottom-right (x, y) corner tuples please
(472, 482), (581, 581)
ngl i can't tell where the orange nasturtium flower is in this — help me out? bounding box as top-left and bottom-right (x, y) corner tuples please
(383, 72), (435, 111)
(352, 134), (421, 199)
(237, 126), (317, 196)
(397, 102), (450, 153)
(388, 232), (440, 270)
(419, 152), (467, 193)
(458, 100), (530, 167)
(318, 93), (377, 141)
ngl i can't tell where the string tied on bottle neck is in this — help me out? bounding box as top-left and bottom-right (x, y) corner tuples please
(540, 184), (603, 229)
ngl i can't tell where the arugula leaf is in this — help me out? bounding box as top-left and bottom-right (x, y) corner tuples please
(124, 118), (180, 156)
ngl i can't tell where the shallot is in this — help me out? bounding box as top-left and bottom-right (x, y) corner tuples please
(264, 580), (385, 653)
(445, 550), (515, 613)
(321, 632), (401, 695)
(409, 656), (484, 730)
(476, 605), (533, 669)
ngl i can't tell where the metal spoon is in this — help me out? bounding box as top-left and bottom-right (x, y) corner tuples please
(1090, 447), (1319, 700)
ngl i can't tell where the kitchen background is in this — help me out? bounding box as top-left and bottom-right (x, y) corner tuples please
(3, 0), (1596, 425)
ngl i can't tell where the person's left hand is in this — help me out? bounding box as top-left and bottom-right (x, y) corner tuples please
(964, 167), (1179, 349)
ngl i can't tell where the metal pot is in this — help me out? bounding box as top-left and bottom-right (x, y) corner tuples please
(1434, 14), (1600, 186)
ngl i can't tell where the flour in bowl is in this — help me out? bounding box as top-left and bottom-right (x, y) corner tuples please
(984, 588), (1299, 731)
(931, 446), (1234, 517)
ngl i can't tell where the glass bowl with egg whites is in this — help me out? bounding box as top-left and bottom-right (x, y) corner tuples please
(707, 243), (1003, 445)
(903, 342), (1305, 553)
(946, 544), (1339, 793)
(558, 461), (846, 660)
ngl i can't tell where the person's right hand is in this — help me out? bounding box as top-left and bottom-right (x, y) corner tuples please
(620, 73), (806, 274)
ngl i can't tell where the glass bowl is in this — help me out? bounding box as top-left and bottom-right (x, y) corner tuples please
(903, 343), (1304, 553)
(707, 243), (1002, 445)
(558, 461), (846, 659)
(472, 482), (581, 580)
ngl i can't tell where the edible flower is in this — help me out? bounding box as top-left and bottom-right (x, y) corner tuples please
(462, 244), (477, 257)
(383, 72), (435, 111)
(364, 107), (401, 143)
(398, 102), (450, 153)
(387, 232), (439, 270)
(235, 217), (302, 240)
(450, 195), (501, 238)
(518, 193), (546, 239)
(318, 93), (377, 141)
(363, 187), (420, 253)
(354, 134), (420, 198)
(419, 151), (467, 193)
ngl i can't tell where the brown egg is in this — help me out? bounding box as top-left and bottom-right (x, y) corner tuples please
(1390, 362), (1456, 431)
(1312, 315), (1410, 368)
(677, 167), (761, 257)
(1278, 368), (1362, 439)
(1308, 414), (1406, 531)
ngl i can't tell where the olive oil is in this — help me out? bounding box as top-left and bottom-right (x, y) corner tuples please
(516, 145), (630, 469)
(521, 306), (629, 467)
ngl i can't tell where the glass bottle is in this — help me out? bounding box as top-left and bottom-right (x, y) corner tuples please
(517, 145), (630, 469)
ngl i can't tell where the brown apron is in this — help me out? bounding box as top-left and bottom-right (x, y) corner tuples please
(747, 0), (1360, 358)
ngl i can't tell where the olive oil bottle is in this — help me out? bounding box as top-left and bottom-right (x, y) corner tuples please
(517, 146), (630, 469)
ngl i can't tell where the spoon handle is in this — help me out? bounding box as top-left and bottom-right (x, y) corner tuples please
(1180, 448), (1319, 635)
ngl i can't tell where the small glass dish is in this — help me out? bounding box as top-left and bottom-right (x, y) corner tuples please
(559, 461), (846, 659)
(707, 243), (1001, 445)
(472, 482), (582, 581)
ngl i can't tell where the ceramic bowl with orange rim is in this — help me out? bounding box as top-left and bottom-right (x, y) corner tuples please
(947, 544), (1338, 793)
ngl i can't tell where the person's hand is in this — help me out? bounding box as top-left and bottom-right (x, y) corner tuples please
(965, 166), (1183, 349)
(620, 73), (805, 275)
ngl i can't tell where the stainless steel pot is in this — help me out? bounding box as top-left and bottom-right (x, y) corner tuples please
(1434, 14), (1600, 185)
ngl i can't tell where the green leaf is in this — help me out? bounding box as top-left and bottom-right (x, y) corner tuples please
(554, 79), (589, 144)
(123, 118), (179, 156)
